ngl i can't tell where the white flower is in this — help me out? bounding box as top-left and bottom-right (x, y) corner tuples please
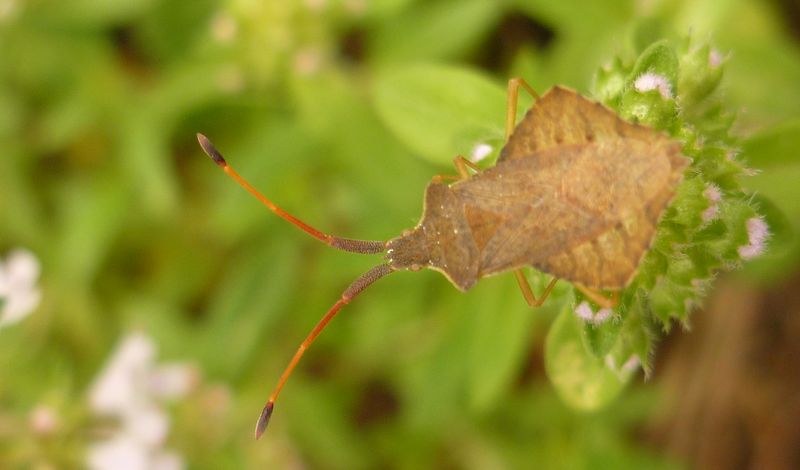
(604, 354), (641, 378)
(0, 249), (41, 329)
(634, 72), (673, 100)
(738, 216), (769, 260)
(88, 332), (196, 470)
(702, 183), (722, 222)
(149, 364), (199, 401)
(89, 333), (156, 415)
(470, 143), (493, 163)
(88, 435), (149, 470)
(574, 301), (612, 325)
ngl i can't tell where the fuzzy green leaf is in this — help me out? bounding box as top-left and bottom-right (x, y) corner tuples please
(372, 64), (506, 164)
(545, 302), (632, 411)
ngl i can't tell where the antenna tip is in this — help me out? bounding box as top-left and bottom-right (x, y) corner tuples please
(255, 402), (274, 440)
(196, 133), (227, 167)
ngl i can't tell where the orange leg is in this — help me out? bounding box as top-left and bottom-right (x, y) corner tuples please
(514, 270), (558, 307)
(505, 78), (540, 141)
(575, 284), (619, 309)
(506, 80), (550, 305)
(433, 155), (482, 183)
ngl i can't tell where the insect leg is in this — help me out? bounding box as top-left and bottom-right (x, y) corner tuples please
(574, 284), (619, 308)
(254, 263), (394, 439)
(453, 155), (481, 178)
(514, 269), (558, 307)
(433, 155), (481, 183)
(505, 78), (540, 141)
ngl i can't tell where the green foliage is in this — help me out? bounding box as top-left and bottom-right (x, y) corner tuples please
(0, 0), (797, 469)
(373, 64), (506, 164)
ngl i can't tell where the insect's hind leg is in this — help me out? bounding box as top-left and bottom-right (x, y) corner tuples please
(575, 284), (619, 309)
(514, 270), (558, 307)
(506, 78), (540, 141)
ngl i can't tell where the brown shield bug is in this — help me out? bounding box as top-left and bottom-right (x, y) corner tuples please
(197, 77), (688, 438)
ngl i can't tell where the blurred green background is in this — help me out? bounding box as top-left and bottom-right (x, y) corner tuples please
(1, 0), (799, 468)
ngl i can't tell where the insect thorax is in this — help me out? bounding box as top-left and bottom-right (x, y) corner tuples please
(385, 183), (481, 291)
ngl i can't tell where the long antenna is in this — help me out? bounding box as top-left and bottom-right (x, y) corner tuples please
(255, 263), (395, 439)
(197, 133), (386, 255)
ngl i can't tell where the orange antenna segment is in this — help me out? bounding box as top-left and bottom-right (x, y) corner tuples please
(255, 263), (394, 439)
(197, 133), (385, 255)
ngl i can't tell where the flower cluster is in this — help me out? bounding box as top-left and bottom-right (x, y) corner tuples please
(87, 332), (198, 470)
(0, 249), (41, 329)
(579, 37), (767, 376)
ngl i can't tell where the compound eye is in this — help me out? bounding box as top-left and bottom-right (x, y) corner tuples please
(410, 263), (421, 272)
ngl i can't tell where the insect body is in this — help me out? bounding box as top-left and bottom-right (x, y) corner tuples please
(388, 135), (685, 291)
(198, 80), (688, 439)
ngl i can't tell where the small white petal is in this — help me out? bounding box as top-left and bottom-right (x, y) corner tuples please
(575, 301), (594, 321)
(5, 249), (40, 284)
(0, 288), (41, 327)
(125, 406), (169, 446)
(575, 301), (612, 324)
(701, 185), (722, 223)
(470, 143), (493, 163)
(87, 435), (149, 470)
(738, 216), (769, 260)
(593, 308), (612, 324)
(0, 248), (41, 328)
(621, 355), (640, 372)
(634, 72), (673, 100)
(89, 333), (157, 414)
(151, 451), (185, 470)
(149, 363), (198, 400)
(703, 184), (721, 202)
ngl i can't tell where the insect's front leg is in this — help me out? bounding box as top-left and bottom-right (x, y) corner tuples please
(432, 155), (482, 183)
(514, 270), (558, 307)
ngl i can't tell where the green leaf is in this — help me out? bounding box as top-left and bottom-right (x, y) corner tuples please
(369, 0), (503, 62)
(618, 40), (679, 129)
(628, 40), (680, 92)
(580, 312), (623, 359)
(372, 64), (506, 164)
(678, 40), (724, 107)
(199, 238), (301, 380)
(466, 276), (542, 412)
(545, 302), (632, 411)
(742, 119), (800, 167)
(610, 300), (654, 374)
